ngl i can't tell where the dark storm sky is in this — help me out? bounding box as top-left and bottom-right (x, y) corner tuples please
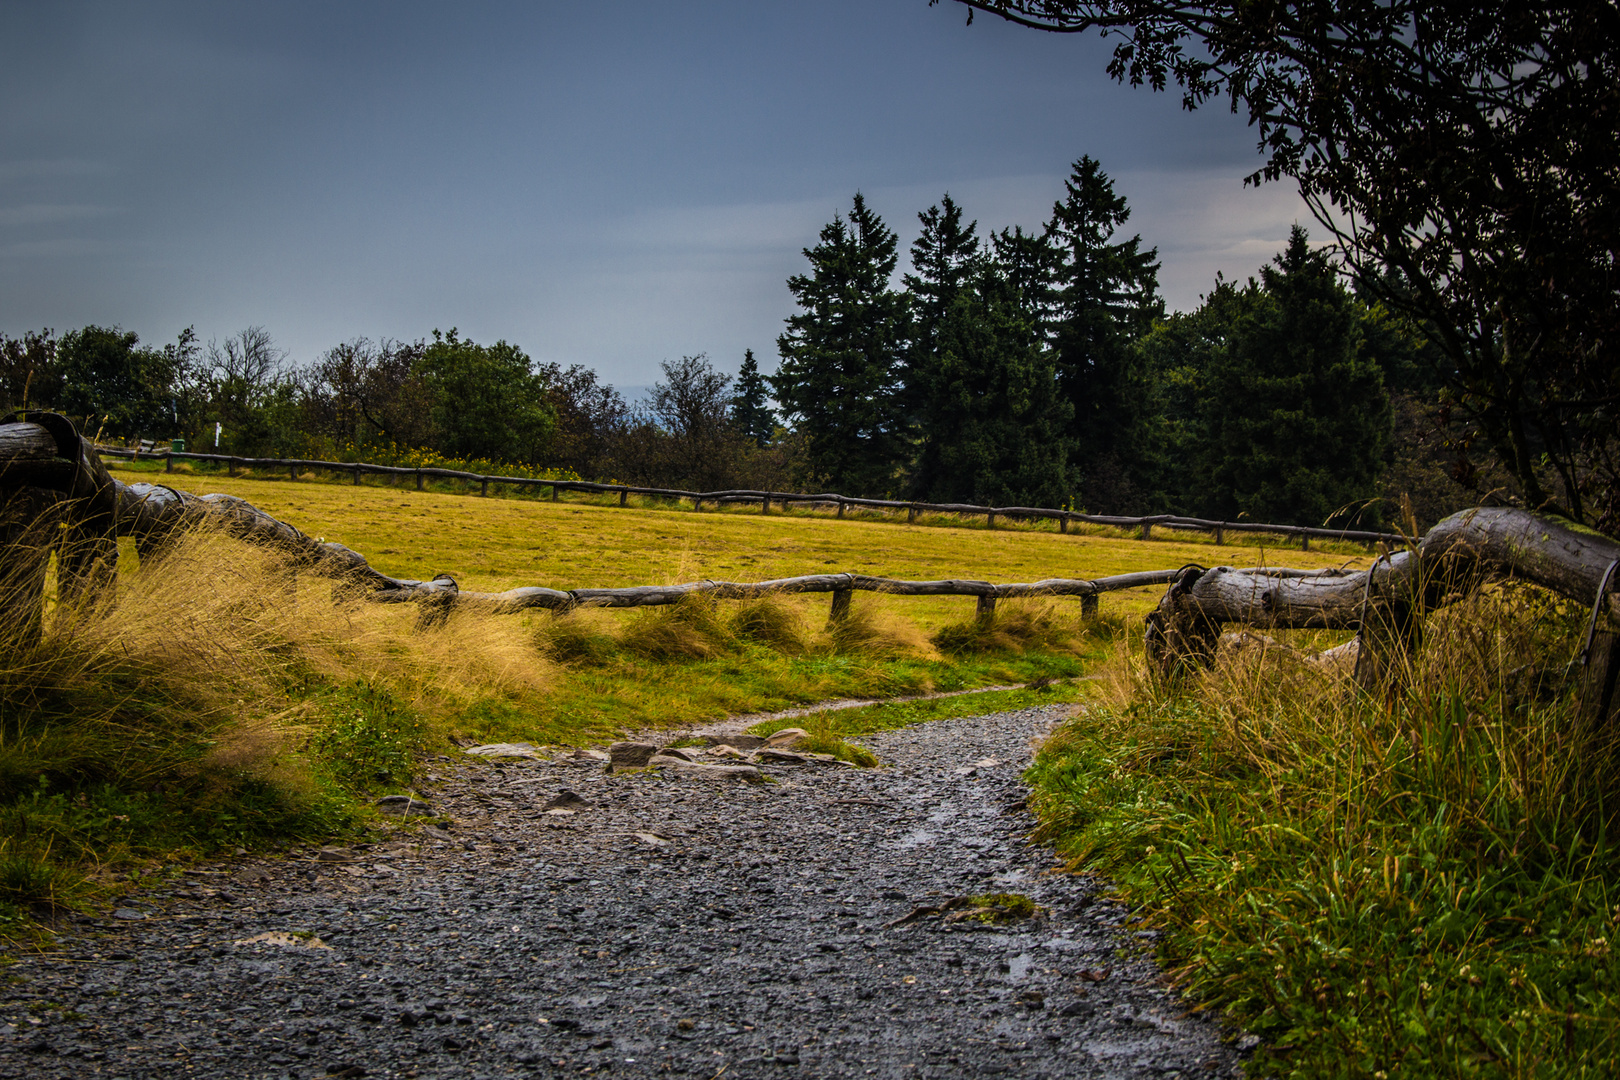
(0, 0), (1311, 384)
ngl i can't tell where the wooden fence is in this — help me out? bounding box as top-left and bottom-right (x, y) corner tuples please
(382, 566), (1186, 626)
(95, 445), (1406, 550)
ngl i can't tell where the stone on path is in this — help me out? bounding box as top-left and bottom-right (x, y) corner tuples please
(608, 741), (659, 767)
(647, 757), (762, 780)
(541, 790), (590, 811)
(374, 795), (435, 817)
(463, 742), (545, 759)
(762, 727), (810, 749)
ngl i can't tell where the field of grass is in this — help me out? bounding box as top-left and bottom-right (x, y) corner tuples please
(0, 463), (1374, 942)
(110, 460), (1367, 628)
(1028, 587), (1620, 1076)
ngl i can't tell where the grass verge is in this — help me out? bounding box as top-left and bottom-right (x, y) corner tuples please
(1027, 588), (1620, 1077)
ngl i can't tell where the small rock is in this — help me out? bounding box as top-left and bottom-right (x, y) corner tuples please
(706, 744), (747, 759)
(316, 847), (353, 863)
(706, 734), (765, 750)
(762, 727), (810, 749)
(656, 746), (697, 761)
(542, 790), (589, 811)
(111, 908), (147, 920)
(421, 826), (455, 841)
(233, 931), (332, 950)
(464, 742), (544, 759)
(374, 795), (435, 817)
(756, 748), (808, 764)
(544, 808), (577, 817)
(563, 748), (610, 763)
(648, 758), (762, 780)
(633, 832), (670, 846)
(608, 741), (660, 767)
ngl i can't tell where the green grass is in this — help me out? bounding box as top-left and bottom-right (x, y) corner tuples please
(1027, 590), (1620, 1077)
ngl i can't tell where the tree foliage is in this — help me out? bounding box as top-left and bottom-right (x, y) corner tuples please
(773, 193), (911, 496)
(1044, 156), (1163, 510)
(941, 0), (1620, 527)
(414, 329), (555, 464)
(905, 195), (1077, 506)
(731, 349), (776, 448)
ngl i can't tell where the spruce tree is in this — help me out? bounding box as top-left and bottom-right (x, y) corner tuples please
(731, 349), (776, 448)
(1161, 226), (1392, 527)
(772, 193), (910, 495)
(905, 196), (1076, 505)
(1046, 157), (1163, 512)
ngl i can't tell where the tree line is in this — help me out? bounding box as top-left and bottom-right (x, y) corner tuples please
(2, 156), (1500, 530)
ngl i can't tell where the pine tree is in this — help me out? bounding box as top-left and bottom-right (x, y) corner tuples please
(1167, 226), (1393, 527)
(1046, 156), (1164, 511)
(731, 349), (776, 448)
(904, 196), (1076, 505)
(772, 193), (910, 495)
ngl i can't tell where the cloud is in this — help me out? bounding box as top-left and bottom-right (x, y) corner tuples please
(0, 203), (117, 227)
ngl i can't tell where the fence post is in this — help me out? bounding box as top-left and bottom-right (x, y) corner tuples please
(761, 494), (769, 514)
(353, 464), (361, 486)
(289, 462), (297, 481)
(1213, 524), (1223, 545)
(1140, 522), (1152, 541)
(829, 588), (852, 624)
(619, 488), (628, 507)
(229, 457), (238, 477)
(164, 454), (173, 474)
(1301, 533), (1311, 552)
(551, 485), (559, 502)
(1081, 594), (1098, 620)
(1059, 514), (1067, 534)
(837, 499), (845, 519)
(415, 469), (423, 491)
(908, 504), (917, 524)
(976, 594), (996, 623)
(481, 478), (489, 496)
(987, 511), (996, 529)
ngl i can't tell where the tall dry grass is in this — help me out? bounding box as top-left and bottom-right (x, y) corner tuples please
(0, 525), (555, 924)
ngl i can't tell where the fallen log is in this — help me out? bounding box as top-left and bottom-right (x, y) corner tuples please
(1144, 507), (1620, 721)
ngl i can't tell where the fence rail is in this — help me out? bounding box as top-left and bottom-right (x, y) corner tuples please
(96, 445), (1407, 549)
(381, 567), (1191, 625)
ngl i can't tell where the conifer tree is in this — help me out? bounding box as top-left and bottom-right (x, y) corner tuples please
(731, 349), (776, 448)
(905, 196), (1076, 505)
(772, 193), (910, 495)
(1046, 156), (1163, 511)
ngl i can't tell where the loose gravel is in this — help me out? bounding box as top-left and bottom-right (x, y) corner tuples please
(0, 706), (1241, 1079)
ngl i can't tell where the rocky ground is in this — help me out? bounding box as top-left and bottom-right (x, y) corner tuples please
(0, 706), (1242, 1079)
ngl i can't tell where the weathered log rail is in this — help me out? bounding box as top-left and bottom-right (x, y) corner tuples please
(93, 445), (1405, 550)
(1144, 506), (1620, 724)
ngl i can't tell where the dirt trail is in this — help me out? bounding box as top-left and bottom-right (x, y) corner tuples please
(0, 707), (1240, 1079)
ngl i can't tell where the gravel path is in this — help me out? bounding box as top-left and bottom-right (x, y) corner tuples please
(0, 707), (1240, 1079)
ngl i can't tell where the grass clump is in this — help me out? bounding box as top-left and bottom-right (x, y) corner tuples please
(1028, 586), (1620, 1076)
(933, 602), (1083, 655)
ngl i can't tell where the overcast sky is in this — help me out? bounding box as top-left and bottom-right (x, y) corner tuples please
(1, 0), (1312, 386)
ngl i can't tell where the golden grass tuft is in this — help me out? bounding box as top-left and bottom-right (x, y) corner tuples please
(828, 596), (939, 659)
(619, 594), (738, 660)
(730, 595), (812, 654)
(932, 601), (1084, 656)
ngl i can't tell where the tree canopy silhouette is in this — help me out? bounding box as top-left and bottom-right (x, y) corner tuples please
(940, 0), (1620, 527)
